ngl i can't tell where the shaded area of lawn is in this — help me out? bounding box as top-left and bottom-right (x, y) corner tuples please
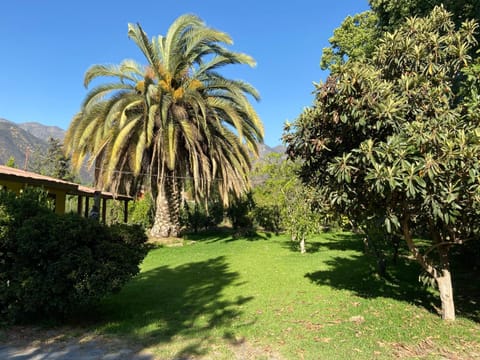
(183, 227), (270, 243)
(304, 233), (480, 322)
(283, 232), (366, 254)
(97, 256), (253, 358)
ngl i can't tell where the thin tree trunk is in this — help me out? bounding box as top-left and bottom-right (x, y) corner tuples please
(435, 269), (455, 321)
(300, 235), (306, 254)
(401, 215), (456, 321)
(150, 171), (181, 238)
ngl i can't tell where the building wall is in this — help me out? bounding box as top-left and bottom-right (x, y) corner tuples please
(0, 180), (67, 214)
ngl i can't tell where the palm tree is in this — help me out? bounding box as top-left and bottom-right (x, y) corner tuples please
(65, 14), (264, 237)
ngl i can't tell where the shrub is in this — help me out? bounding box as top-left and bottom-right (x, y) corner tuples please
(0, 188), (148, 323)
(128, 194), (154, 229)
(181, 200), (224, 233)
(226, 192), (255, 230)
(253, 205), (282, 235)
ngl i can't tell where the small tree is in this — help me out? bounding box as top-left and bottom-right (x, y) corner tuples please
(30, 137), (74, 181)
(283, 183), (322, 254)
(5, 156), (16, 168)
(251, 153), (298, 234)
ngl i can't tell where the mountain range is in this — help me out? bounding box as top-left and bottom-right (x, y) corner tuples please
(0, 118), (57, 168)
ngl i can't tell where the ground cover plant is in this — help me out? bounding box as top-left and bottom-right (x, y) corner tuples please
(92, 231), (480, 359)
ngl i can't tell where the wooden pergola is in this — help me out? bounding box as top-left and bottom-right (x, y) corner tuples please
(0, 165), (132, 223)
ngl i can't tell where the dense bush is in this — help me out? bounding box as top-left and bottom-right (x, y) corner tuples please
(128, 194), (154, 229)
(226, 192), (255, 230)
(181, 201), (224, 233)
(252, 205), (282, 235)
(0, 188), (148, 323)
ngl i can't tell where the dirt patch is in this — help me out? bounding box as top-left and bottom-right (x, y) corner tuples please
(0, 326), (155, 360)
(1, 326), (285, 360)
(147, 235), (186, 247)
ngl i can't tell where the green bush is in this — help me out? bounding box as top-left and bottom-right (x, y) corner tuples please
(181, 201), (224, 233)
(253, 205), (282, 235)
(0, 188), (148, 323)
(226, 193), (255, 230)
(128, 194), (154, 229)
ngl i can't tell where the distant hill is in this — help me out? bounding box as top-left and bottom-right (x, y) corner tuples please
(0, 118), (48, 167)
(0, 118), (92, 183)
(258, 143), (286, 159)
(18, 121), (65, 141)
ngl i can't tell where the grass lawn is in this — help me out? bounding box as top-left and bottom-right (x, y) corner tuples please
(92, 231), (479, 359)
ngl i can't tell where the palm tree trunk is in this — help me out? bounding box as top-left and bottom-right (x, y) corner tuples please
(150, 171), (181, 238)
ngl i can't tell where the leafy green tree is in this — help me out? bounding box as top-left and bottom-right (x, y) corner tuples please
(370, 0), (480, 32)
(128, 194), (155, 229)
(322, 1), (480, 73)
(320, 11), (379, 72)
(284, 7), (479, 320)
(251, 153), (297, 234)
(226, 192), (255, 231)
(283, 183), (322, 254)
(65, 15), (264, 238)
(29, 138), (74, 181)
(0, 187), (147, 323)
(5, 156), (16, 168)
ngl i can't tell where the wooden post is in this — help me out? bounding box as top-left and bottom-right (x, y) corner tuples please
(84, 197), (90, 218)
(124, 200), (129, 223)
(77, 196), (83, 216)
(102, 197), (107, 224)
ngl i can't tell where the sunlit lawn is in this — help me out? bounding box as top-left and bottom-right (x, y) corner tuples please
(95, 231), (480, 359)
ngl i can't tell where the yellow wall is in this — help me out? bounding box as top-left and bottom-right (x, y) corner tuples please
(0, 180), (67, 214)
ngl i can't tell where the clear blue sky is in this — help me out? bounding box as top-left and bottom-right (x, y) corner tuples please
(0, 1), (370, 147)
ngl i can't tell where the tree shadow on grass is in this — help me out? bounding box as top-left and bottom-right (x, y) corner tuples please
(92, 256), (253, 358)
(184, 227), (268, 244)
(283, 232), (365, 254)
(450, 254), (480, 322)
(304, 233), (440, 315)
(304, 233), (480, 322)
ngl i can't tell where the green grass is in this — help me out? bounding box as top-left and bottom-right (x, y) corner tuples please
(92, 231), (480, 359)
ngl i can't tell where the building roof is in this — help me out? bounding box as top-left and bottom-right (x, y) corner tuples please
(0, 165), (132, 200)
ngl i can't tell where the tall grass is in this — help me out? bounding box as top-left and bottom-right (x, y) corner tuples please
(96, 231), (480, 359)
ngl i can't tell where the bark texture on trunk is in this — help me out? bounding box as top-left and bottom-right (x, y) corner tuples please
(150, 173), (181, 238)
(402, 216), (456, 321)
(435, 269), (455, 321)
(300, 236), (306, 254)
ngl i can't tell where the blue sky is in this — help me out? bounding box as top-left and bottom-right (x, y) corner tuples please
(0, 1), (370, 147)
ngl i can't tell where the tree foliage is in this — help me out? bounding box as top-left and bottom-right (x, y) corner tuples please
(370, 0), (480, 32)
(284, 7), (480, 320)
(5, 156), (16, 168)
(282, 183), (323, 254)
(322, 1), (480, 73)
(30, 137), (74, 181)
(320, 11), (379, 71)
(250, 153), (297, 234)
